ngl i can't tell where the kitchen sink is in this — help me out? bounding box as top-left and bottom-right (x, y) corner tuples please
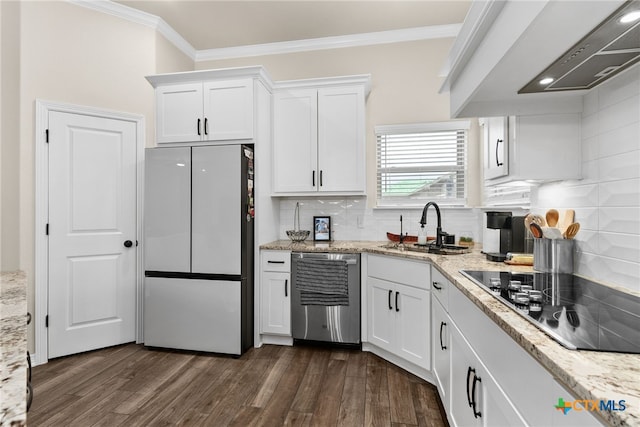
(380, 243), (470, 255)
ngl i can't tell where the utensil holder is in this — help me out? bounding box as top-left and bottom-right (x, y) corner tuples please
(533, 239), (574, 273)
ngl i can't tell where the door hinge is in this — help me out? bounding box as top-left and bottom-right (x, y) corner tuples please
(46, 129), (49, 143)
(45, 315), (49, 328)
(46, 223), (49, 235)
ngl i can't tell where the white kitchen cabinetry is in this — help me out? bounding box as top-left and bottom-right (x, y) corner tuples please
(481, 113), (581, 184)
(482, 117), (508, 180)
(431, 297), (451, 413)
(272, 76), (369, 195)
(366, 254), (431, 371)
(260, 250), (291, 336)
(447, 278), (602, 427)
(449, 322), (525, 427)
(146, 68), (273, 145)
(155, 79), (253, 144)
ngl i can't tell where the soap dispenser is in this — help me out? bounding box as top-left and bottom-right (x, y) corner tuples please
(418, 225), (427, 245)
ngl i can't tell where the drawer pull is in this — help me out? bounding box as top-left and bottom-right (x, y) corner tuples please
(267, 260), (285, 264)
(433, 281), (443, 290)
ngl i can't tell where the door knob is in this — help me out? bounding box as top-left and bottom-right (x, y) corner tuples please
(124, 240), (133, 248)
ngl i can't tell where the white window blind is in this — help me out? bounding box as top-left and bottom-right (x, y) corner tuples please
(376, 122), (469, 207)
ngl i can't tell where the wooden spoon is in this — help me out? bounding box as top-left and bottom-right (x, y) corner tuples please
(563, 222), (580, 239)
(546, 209), (559, 228)
(559, 209), (575, 232)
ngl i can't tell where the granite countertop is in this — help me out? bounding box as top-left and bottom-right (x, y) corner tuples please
(1, 271), (27, 427)
(262, 240), (640, 427)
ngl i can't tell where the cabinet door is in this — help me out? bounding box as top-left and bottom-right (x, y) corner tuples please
(367, 277), (396, 353)
(156, 83), (203, 144)
(272, 89), (318, 193)
(317, 86), (366, 192)
(432, 299), (451, 413)
(450, 324), (482, 427)
(450, 324), (524, 427)
(483, 117), (508, 180)
(203, 79), (254, 141)
(261, 271), (291, 335)
(395, 283), (430, 370)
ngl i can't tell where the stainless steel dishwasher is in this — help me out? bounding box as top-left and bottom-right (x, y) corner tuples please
(291, 252), (360, 345)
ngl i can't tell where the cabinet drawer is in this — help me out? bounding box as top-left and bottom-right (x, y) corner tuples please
(367, 254), (430, 290)
(431, 267), (450, 311)
(261, 250), (291, 272)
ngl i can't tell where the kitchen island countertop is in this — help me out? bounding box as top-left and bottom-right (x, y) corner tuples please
(1, 271), (27, 426)
(261, 240), (640, 427)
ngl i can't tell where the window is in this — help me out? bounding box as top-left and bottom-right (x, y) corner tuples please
(376, 121), (469, 207)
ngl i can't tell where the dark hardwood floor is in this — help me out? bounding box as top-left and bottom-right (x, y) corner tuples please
(29, 343), (447, 426)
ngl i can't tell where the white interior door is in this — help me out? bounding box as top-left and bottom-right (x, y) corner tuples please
(48, 111), (137, 359)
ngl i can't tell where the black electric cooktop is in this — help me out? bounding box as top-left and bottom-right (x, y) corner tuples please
(460, 270), (640, 354)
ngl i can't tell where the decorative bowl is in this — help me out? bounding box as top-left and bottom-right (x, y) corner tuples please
(286, 230), (310, 242)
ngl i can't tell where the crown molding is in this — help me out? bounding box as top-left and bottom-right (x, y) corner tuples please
(196, 24), (462, 62)
(69, 1), (460, 63)
(68, 0), (197, 60)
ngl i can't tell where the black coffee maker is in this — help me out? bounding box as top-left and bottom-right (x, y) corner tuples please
(483, 211), (530, 262)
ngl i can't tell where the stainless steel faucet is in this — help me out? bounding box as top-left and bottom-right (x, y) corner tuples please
(420, 202), (444, 248)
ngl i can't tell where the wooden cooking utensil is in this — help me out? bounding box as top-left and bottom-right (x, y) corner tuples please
(563, 222), (580, 239)
(559, 209), (575, 232)
(530, 222), (543, 238)
(531, 214), (546, 227)
(546, 209), (559, 227)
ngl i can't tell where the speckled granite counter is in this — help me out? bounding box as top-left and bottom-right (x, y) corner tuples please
(262, 240), (640, 426)
(1, 271), (27, 426)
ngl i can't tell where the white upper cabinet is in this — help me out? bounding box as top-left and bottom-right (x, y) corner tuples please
(481, 113), (581, 184)
(272, 75), (370, 195)
(147, 67), (272, 144)
(155, 79), (253, 144)
(482, 117), (508, 180)
(441, 1), (625, 118)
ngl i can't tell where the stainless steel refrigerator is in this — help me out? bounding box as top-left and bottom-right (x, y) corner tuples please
(143, 144), (254, 355)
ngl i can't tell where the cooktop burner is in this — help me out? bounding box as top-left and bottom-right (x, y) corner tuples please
(460, 270), (640, 354)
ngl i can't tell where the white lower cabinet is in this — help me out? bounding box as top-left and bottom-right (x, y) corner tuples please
(366, 254), (431, 371)
(432, 298), (451, 413)
(449, 320), (525, 427)
(260, 250), (291, 336)
(443, 272), (603, 427)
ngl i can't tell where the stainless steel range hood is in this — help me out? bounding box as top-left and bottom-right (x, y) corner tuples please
(519, 0), (640, 93)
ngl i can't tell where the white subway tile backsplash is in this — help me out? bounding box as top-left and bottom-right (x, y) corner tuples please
(582, 89), (599, 117)
(536, 64), (640, 292)
(598, 122), (639, 158)
(598, 232), (640, 263)
(599, 179), (640, 207)
(599, 207), (640, 234)
(599, 94), (639, 134)
(597, 67), (640, 109)
(582, 134), (599, 162)
(581, 111), (599, 140)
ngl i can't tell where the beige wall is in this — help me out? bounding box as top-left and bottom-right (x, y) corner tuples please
(17, 1), (190, 352)
(196, 39), (480, 205)
(155, 32), (194, 75)
(1, 1), (21, 271)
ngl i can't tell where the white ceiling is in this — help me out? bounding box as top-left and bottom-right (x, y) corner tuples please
(115, 1), (471, 51)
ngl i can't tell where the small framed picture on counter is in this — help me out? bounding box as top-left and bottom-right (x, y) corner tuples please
(313, 216), (331, 241)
